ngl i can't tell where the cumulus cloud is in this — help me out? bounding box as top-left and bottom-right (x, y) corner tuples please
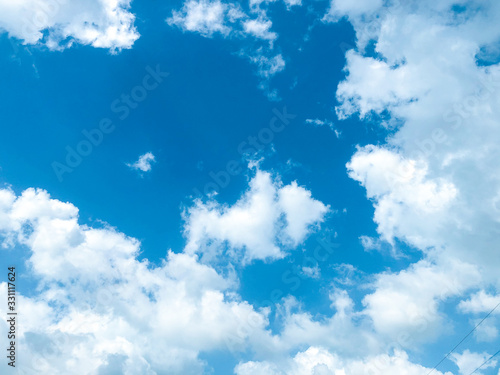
(242, 17), (277, 41)
(0, 0), (139, 51)
(331, 0), (500, 281)
(126, 152), (156, 173)
(450, 350), (497, 375)
(167, 0), (236, 37)
(459, 290), (500, 314)
(0, 179), (460, 374)
(324, 0), (500, 359)
(347, 145), (458, 249)
(363, 258), (481, 343)
(0, 185), (274, 374)
(184, 169), (329, 263)
(236, 347), (450, 375)
(167, 0), (279, 42)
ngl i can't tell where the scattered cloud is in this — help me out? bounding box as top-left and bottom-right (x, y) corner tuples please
(167, 0), (299, 97)
(127, 152), (156, 173)
(305, 118), (340, 137)
(0, 0), (139, 51)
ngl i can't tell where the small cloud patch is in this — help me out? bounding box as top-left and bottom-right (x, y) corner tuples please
(127, 152), (156, 173)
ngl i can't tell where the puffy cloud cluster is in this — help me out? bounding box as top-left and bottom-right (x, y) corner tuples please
(236, 347), (451, 375)
(0, 175), (466, 374)
(184, 169), (329, 263)
(0, 0), (139, 51)
(330, 0), (500, 287)
(320, 0), (500, 370)
(0, 186), (275, 373)
(167, 0), (298, 42)
(0, 170), (453, 374)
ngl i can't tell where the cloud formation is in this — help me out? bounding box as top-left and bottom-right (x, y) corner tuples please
(167, 0), (299, 97)
(0, 170), (459, 374)
(0, 0), (139, 51)
(127, 152), (156, 173)
(0, 185), (273, 373)
(184, 169), (329, 263)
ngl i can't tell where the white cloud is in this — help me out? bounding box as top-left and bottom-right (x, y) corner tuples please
(167, 0), (234, 36)
(331, 264), (362, 287)
(305, 119), (341, 138)
(305, 118), (334, 129)
(167, 0), (279, 42)
(332, 1), (500, 288)
(363, 258), (481, 343)
(127, 152), (156, 173)
(283, 0), (301, 9)
(242, 17), (277, 41)
(167, 0), (288, 97)
(184, 169), (328, 263)
(301, 264), (321, 279)
(459, 290), (500, 315)
(323, 0), (383, 22)
(450, 350), (497, 375)
(0, 179), (461, 374)
(0, 0), (139, 51)
(248, 52), (285, 78)
(0, 186), (274, 373)
(236, 347), (450, 375)
(472, 318), (499, 342)
(347, 146), (458, 248)
(248, 0), (301, 12)
(319, 0), (500, 360)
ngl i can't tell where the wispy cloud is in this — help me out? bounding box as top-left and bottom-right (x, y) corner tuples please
(305, 118), (340, 137)
(167, 0), (300, 98)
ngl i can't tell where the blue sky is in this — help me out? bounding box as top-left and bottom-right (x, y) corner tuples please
(0, 0), (500, 374)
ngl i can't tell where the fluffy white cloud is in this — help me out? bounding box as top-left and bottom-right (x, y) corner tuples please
(236, 347), (451, 375)
(450, 350), (497, 375)
(184, 169), (328, 263)
(325, 0), (500, 357)
(0, 0), (139, 51)
(331, 0), (500, 279)
(0, 177), (463, 375)
(459, 290), (500, 314)
(282, 0), (301, 9)
(167, 0), (236, 36)
(363, 258), (480, 343)
(347, 145), (458, 249)
(0, 186), (275, 374)
(242, 17), (277, 41)
(127, 152), (156, 173)
(167, 0), (279, 41)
